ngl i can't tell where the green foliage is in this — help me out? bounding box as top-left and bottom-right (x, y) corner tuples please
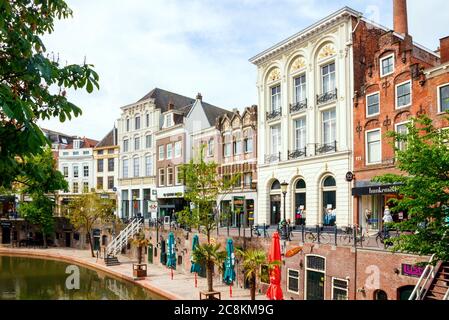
(176, 145), (239, 242)
(374, 114), (449, 261)
(191, 242), (227, 271)
(19, 192), (54, 236)
(0, 0), (99, 188)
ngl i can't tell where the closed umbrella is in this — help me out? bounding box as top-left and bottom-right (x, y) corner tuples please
(223, 238), (236, 297)
(166, 232), (177, 279)
(190, 234), (201, 287)
(266, 231), (283, 300)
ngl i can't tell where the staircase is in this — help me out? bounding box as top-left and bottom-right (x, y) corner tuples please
(104, 217), (144, 264)
(409, 255), (449, 300)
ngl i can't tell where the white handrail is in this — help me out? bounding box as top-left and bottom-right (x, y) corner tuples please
(106, 218), (143, 257)
(443, 287), (449, 300)
(409, 254), (435, 300)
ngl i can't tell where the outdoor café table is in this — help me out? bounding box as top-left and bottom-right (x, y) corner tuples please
(199, 290), (221, 300)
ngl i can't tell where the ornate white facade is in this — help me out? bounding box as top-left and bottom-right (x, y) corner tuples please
(250, 7), (358, 228)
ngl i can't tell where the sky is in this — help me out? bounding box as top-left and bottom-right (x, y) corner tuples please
(39, 0), (449, 141)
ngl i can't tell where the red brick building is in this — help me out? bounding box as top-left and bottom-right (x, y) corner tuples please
(351, 0), (449, 232)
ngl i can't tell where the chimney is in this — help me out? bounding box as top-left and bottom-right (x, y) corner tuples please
(168, 101), (174, 110)
(196, 93), (202, 101)
(393, 0), (408, 35)
(440, 36), (449, 64)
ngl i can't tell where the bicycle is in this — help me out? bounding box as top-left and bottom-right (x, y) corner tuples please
(305, 229), (331, 244)
(340, 225), (366, 246)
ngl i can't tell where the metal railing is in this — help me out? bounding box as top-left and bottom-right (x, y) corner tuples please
(266, 109), (282, 121)
(290, 99), (307, 113)
(106, 217), (143, 257)
(264, 152), (281, 164)
(443, 287), (449, 300)
(315, 141), (337, 155)
(317, 88), (337, 105)
(288, 147), (307, 160)
(409, 254), (436, 300)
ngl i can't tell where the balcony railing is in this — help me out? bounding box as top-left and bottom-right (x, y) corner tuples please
(317, 88), (337, 105)
(290, 99), (307, 114)
(265, 152), (281, 164)
(266, 109), (282, 121)
(288, 147), (307, 160)
(315, 141), (337, 155)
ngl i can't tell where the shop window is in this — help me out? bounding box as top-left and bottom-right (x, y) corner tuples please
(270, 180), (281, 225)
(295, 179), (306, 225)
(287, 269), (300, 294)
(322, 176), (336, 226)
(374, 289), (388, 300)
(332, 278), (349, 300)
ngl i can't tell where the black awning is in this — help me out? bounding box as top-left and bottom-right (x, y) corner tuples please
(352, 184), (401, 196)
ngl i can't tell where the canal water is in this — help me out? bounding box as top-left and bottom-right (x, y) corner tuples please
(0, 255), (165, 300)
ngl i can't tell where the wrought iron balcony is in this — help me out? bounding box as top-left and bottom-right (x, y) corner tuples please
(265, 152), (281, 164)
(290, 99), (307, 114)
(266, 108), (282, 121)
(316, 88), (337, 105)
(315, 141), (337, 155)
(288, 147), (307, 160)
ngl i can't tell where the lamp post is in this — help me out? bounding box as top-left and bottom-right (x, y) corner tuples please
(280, 181), (289, 240)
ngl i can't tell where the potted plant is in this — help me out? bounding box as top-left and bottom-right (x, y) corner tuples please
(130, 230), (149, 278)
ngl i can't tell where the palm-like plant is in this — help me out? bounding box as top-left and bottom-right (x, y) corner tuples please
(191, 243), (227, 293)
(236, 248), (280, 300)
(130, 231), (149, 264)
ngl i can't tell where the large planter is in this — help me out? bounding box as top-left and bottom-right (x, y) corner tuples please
(132, 263), (147, 278)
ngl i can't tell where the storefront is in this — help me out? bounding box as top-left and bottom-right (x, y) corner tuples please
(352, 182), (403, 233)
(270, 180), (281, 225)
(219, 197), (255, 228)
(0, 195), (16, 219)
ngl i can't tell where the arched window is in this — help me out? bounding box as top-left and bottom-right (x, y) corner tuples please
(374, 290), (388, 300)
(322, 175), (336, 226)
(270, 180), (281, 225)
(294, 179), (306, 225)
(397, 286), (414, 300)
(243, 128), (253, 153)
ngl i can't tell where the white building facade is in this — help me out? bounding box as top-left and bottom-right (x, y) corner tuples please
(250, 8), (357, 228)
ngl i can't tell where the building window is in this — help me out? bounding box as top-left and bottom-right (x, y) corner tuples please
(73, 165), (79, 178)
(287, 269), (300, 294)
(366, 92), (380, 116)
(83, 182), (89, 193)
(122, 159), (129, 178)
(83, 151), (89, 155)
(146, 114), (150, 127)
(97, 150), (104, 155)
(108, 149), (114, 154)
(294, 117), (306, 151)
(134, 137), (140, 151)
(321, 62), (336, 94)
(174, 141), (182, 158)
(322, 108), (336, 145)
(126, 118), (130, 132)
(294, 74), (307, 103)
(158, 145), (165, 160)
(244, 129), (253, 153)
(207, 138), (214, 156)
(97, 159), (103, 172)
(380, 54), (394, 77)
(438, 84), (449, 113)
(83, 165), (89, 177)
(223, 134), (231, 157)
(63, 151), (69, 156)
(167, 167), (174, 186)
(175, 166), (182, 185)
(135, 116), (141, 130)
(374, 290), (388, 300)
(395, 122), (409, 152)
(270, 124), (281, 155)
(159, 168), (165, 186)
(165, 114), (173, 127)
(322, 176), (336, 226)
(243, 173), (252, 188)
(133, 157), (139, 177)
(295, 179), (306, 225)
(72, 182), (79, 193)
(108, 158), (114, 172)
(145, 155), (153, 176)
(123, 139), (129, 152)
(97, 177), (103, 190)
(145, 134), (152, 148)
(63, 166), (68, 178)
(332, 278), (349, 300)
(396, 81), (411, 108)
(107, 176), (114, 190)
(233, 132), (242, 155)
(366, 129), (381, 164)
(271, 85), (281, 112)
(166, 144), (173, 159)
(72, 151), (79, 155)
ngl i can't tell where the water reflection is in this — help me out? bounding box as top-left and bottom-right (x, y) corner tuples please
(0, 255), (164, 300)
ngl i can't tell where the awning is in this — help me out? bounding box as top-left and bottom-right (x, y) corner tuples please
(352, 183), (402, 196)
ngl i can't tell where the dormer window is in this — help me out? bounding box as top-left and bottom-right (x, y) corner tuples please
(380, 54), (394, 77)
(73, 139), (81, 149)
(165, 114), (173, 127)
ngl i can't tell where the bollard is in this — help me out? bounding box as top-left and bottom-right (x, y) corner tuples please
(334, 225), (338, 246)
(353, 226), (357, 248)
(316, 225), (321, 244)
(263, 223), (267, 238)
(301, 224), (305, 243)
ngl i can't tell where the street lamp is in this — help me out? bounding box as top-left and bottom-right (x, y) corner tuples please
(280, 181), (289, 240)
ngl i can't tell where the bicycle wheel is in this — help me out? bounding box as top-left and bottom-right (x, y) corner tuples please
(340, 234), (351, 246)
(305, 232), (315, 243)
(320, 233), (331, 244)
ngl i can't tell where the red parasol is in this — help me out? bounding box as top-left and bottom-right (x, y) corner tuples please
(266, 231), (284, 300)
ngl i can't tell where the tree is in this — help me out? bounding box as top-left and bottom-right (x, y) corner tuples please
(65, 193), (116, 257)
(236, 248), (279, 300)
(16, 147), (68, 248)
(176, 145), (238, 293)
(130, 230), (149, 264)
(374, 114), (449, 262)
(191, 243), (227, 293)
(0, 0), (99, 188)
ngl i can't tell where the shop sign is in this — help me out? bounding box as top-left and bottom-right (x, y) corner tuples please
(233, 196), (245, 206)
(401, 264), (425, 277)
(352, 184), (401, 196)
(345, 171), (354, 182)
(148, 201), (158, 213)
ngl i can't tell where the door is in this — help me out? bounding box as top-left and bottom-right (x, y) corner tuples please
(398, 286), (414, 300)
(148, 244), (153, 264)
(1, 226), (11, 244)
(65, 232), (71, 247)
(270, 195), (281, 225)
(306, 270), (325, 300)
(93, 237), (100, 251)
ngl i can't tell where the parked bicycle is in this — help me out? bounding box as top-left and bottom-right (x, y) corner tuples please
(305, 228), (331, 244)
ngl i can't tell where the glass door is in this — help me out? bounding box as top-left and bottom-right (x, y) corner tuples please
(306, 270), (325, 300)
